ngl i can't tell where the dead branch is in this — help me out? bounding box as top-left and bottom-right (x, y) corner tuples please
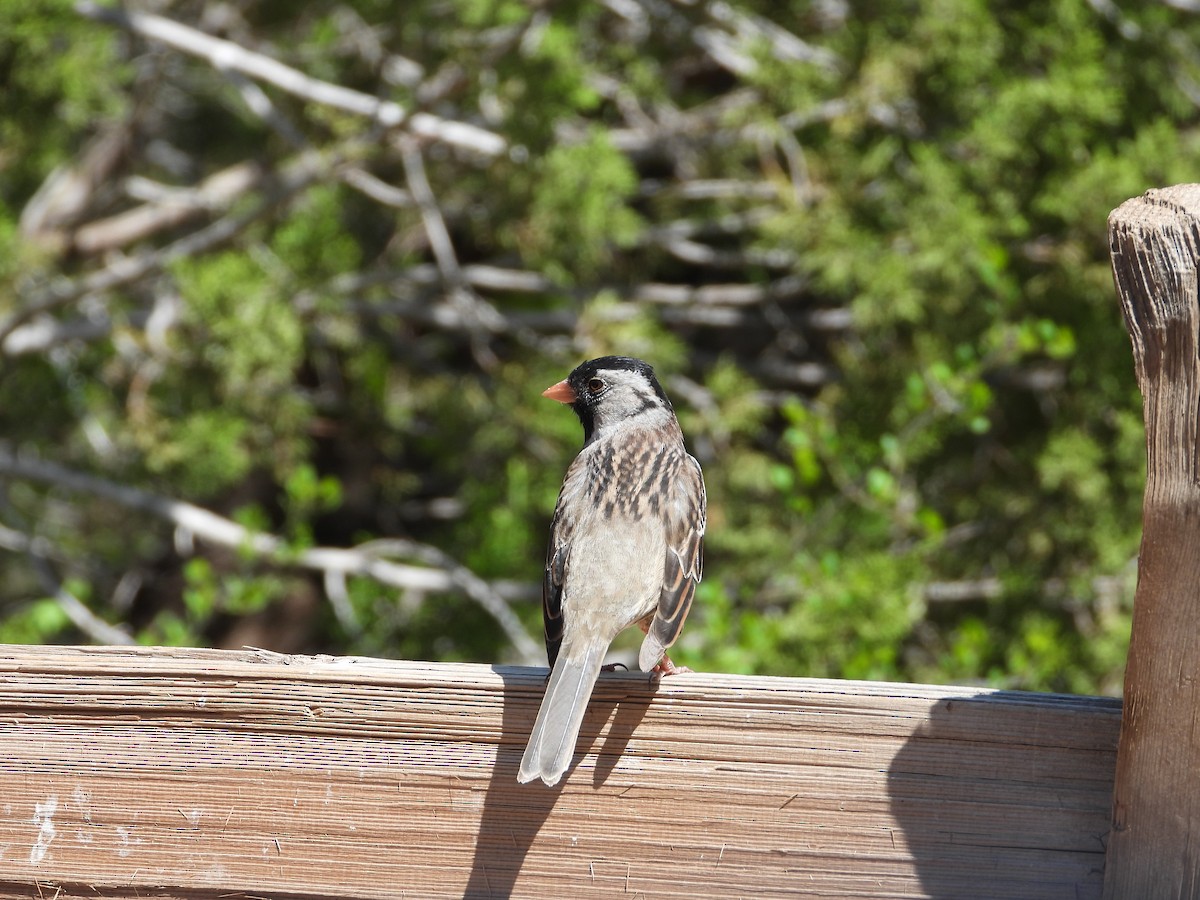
(71, 161), (265, 255)
(75, 2), (506, 157)
(0, 449), (543, 663)
(399, 137), (504, 368)
(0, 496), (135, 645)
(3, 150), (323, 349)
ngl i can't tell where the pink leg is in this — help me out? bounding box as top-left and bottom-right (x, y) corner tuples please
(651, 653), (692, 676)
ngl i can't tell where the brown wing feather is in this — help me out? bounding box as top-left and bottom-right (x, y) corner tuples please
(542, 454), (588, 668)
(647, 452), (706, 653)
(542, 531), (566, 669)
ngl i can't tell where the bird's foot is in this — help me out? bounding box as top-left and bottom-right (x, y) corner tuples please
(651, 654), (692, 676)
(601, 662), (629, 672)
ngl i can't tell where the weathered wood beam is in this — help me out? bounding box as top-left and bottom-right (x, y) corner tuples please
(0, 645), (1116, 898)
(1105, 185), (1200, 898)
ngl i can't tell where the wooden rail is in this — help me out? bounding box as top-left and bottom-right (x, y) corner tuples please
(0, 645), (1117, 898)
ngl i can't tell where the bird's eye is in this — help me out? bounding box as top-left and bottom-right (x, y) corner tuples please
(587, 378), (606, 394)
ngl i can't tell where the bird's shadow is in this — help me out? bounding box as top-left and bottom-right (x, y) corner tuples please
(462, 665), (656, 899)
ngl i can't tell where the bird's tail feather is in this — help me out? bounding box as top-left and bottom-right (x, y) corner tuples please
(638, 631), (666, 672)
(517, 645), (604, 786)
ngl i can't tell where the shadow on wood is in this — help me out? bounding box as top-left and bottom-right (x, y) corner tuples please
(463, 667), (655, 898)
(889, 693), (1114, 899)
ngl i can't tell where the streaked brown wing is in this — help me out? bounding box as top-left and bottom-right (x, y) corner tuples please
(542, 454), (587, 668)
(648, 452), (706, 651)
(542, 523), (566, 668)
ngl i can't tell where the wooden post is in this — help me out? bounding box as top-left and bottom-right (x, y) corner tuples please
(1105, 185), (1200, 898)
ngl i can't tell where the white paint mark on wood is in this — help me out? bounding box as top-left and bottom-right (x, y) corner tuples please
(180, 808), (202, 826)
(115, 824), (142, 858)
(29, 796), (57, 865)
(71, 785), (92, 825)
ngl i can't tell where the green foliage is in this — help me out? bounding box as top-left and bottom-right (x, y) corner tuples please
(271, 184), (362, 281)
(518, 130), (644, 284)
(182, 556), (285, 618)
(4, 0), (1191, 697)
(134, 248), (312, 495)
(0, 0), (127, 201)
(283, 464), (343, 548)
(0, 598), (70, 645)
(723, 0), (1170, 691)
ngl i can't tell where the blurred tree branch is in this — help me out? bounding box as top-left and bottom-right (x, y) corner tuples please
(74, 2), (506, 157)
(0, 450), (542, 663)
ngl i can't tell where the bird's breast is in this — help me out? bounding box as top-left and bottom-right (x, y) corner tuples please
(583, 438), (678, 520)
(559, 508), (666, 646)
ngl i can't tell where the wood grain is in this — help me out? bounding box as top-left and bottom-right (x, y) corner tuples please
(0, 645), (1117, 899)
(1106, 185), (1200, 899)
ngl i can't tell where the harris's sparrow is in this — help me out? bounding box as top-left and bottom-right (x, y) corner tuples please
(518, 356), (706, 786)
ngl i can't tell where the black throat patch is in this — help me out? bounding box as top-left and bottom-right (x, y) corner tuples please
(564, 356), (672, 445)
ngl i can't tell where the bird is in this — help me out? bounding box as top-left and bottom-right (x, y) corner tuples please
(517, 356), (706, 787)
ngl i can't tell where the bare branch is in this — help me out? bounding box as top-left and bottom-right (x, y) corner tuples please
(338, 167), (413, 209)
(19, 125), (131, 240)
(75, 2), (506, 157)
(220, 66), (413, 211)
(38, 568), (138, 646)
(2, 290), (183, 358)
(700, 1), (840, 70)
(322, 568), (360, 635)
(0, 450), (542, 663)
(399, 138), (505, 368)
(222, 70), (308, 149)
(328, 262), (808, 308)
(637, 178), (780, 200)
(0, 523), (70, 564)
(0, 507), (135, 645)
(71, 161), (265, 255)
(923, 578), (1004, 604)
(354, 539), (544, 665)
(399, 140), (467, 291)
(651, 235), (795, 269)
(3, 313), (122, 357)
(4, 151), (323, 347)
